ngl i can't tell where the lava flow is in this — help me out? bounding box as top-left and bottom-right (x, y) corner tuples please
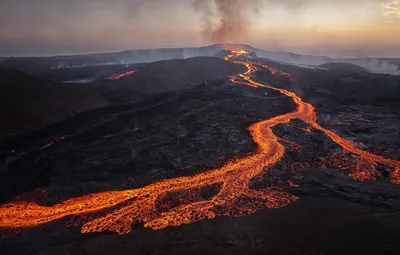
(106, 70), (135, 81)
(1, 51), (400, 235)
(40, 136), (65, 150)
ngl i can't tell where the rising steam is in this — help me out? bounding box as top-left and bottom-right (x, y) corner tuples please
(193, 0), (259, 43)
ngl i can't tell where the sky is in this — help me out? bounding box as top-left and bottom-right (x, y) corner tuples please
(0, 0), (399, 57)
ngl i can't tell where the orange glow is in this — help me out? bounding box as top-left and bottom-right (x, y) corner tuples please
(106, 70), (135, 81)
(390, 167), (400, 184)
(40, 137), (65, 150)
(230, 49), (249, 55)
(1, 50), (399, 236)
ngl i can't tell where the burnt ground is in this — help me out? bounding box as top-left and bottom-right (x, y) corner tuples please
(1, 60), (400, 255)
(255, 59), (400, 161)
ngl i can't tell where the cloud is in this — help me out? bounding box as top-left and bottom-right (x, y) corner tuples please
(381, 0), (400, 23)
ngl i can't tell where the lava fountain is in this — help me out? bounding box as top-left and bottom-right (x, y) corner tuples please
(1, 51), (399, 235)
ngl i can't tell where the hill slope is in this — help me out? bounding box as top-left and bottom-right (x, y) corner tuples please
(99, 56), (246, 102)
(0, 69), (109, 140)
(0, 45), (225, 74)
(319, 62), (369, 73)
(119, 57), (245, 93)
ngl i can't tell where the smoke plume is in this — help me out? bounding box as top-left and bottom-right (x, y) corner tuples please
(194, 0), (259, 43)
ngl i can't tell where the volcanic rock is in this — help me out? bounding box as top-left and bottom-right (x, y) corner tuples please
(0, 69), (109, 140)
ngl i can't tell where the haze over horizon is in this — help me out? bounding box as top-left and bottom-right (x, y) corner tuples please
(0, 0), (399, 58)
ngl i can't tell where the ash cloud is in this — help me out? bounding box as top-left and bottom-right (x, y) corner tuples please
(193, 0), (260, 43)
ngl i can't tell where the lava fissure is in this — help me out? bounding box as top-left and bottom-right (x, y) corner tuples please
(106, 70), (135, 81)
(1, 50), (399, 235)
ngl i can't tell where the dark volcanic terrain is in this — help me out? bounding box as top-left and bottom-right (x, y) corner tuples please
(97, 56), (246, 103)
(0, 79), (295, 203)
(0, 69), (109, 140)
(0, 56), (244, 139)
(1, 52), (400, 255)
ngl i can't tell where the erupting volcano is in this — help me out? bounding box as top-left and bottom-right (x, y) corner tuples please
(1, 51), (400, 236)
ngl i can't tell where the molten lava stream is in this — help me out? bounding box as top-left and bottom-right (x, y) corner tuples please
(106, 70), (135, 81)
(1, 51), (400, 235)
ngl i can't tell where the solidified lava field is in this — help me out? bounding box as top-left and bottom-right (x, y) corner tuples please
(1, 51), (400, 255)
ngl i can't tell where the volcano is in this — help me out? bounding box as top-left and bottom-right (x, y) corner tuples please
(0, 46), (400, 255)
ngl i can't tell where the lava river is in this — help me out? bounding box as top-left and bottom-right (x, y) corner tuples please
(1, 50), (400, 235)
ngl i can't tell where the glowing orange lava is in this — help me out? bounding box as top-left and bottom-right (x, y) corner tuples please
(1, 51), (399, 235)
(40, 136), (65, 150)
(106, 70), (135, 81)
(230, 49), (249, 55)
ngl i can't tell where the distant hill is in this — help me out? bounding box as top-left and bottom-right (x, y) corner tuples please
(319, 62), (369, 73)
(115, 57), (246, 93)
(0, 44), (327, 73)
(98, 56), (246, 102)
(0, 45), (227, 74)
(0, 69), (109, 140)
(1, 44), (399, 76)
(0, 44), (327, 74)
(0, 56), (244, 138)
(382, 58), (400, 66)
